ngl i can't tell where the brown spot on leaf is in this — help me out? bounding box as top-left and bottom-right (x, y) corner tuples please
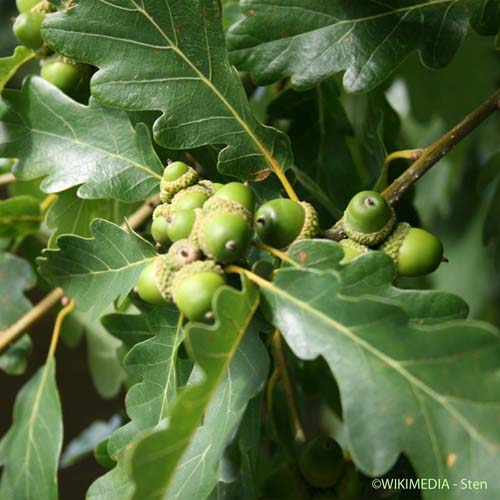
(253, 169), (272, 182)
(405, 416), (414, 426)
(446, 453), (457, 467)
(298, 250), (308, 264)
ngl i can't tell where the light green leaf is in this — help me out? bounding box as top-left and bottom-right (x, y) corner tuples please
(102, 312), (153, 351)
(0, 46), (35, 92)
(260, 240), (500, 499)
(87, 304), (183, 500)
(0, 253), (36, 375)
(42, 0), (293, 182)
(0, 77), (163, 202)
(228, 0), (499, 92)
(167, 330), (268, 499)
(128, 278), (260, 500)
(38, 219), (157, 316)
(0, 195), (42, 238)
(0, 358), (63, 500)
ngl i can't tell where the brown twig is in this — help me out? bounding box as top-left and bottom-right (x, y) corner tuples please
(0, 172), (16, 186)
(323, 89), (500, 240)
(0, 194), (160, 353)
(272, 330), (306, 444)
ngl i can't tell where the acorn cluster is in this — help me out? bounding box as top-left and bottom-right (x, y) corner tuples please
(137, 161), (319, 322)
(339, 190), (444, 277)
(12, 0), (90, 96)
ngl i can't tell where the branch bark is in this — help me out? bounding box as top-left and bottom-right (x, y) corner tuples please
(0, 172), (15, 187)
(323, 89), (500, 240)
(0, 194), (160, 353)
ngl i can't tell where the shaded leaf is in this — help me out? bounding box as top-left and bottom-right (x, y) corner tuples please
(0, 253), (36, 375)
(128, 278), (260, 500)
(0, 358), (63, 500)
(38, 219), (157, 316)
(60, 415), (123, 468)
(259, 239), (500, 499)
(87, 304), (183, 499)
(228, 0), (500, 92)
(71, 309), (126, 399)
(0, 195), (42, 238)
(0, 335), (32, 376)
(0, 46), (35, 92)
(42, 0), (293, 182)
(269, 79), (362, 209)
(0, 77), (163, 202)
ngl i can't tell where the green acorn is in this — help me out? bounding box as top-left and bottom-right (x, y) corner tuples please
(136, 262), (166, 305)
(197, 211), (251, 263)
(343, 191), (396, 246)
(299, 436), (345, 489)
(339, 239), (369, 264)
(166, 209), (196, 242)
(212, 182), (255, 212)
(172, 260), (225, 321)
(13, 11), (45, 49)
(170, 185), (210, 211)
(254, 199), (318, 249)
(202, 196), (253, 223)
(160, 161), (198, 203)
(151, 216), (171, 247)
(40, 56), (86, 95)
(379, 222), (443, 277)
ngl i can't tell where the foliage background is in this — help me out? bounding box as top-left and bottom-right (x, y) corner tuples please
(1, 0), (500, 497)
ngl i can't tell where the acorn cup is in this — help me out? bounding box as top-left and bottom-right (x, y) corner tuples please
(160, 161), (199, 203)
(379, 222), (444, 277)
(343, 190), (396, 246)
(254, 198), (319, 249)
(339, 239), (370, 264)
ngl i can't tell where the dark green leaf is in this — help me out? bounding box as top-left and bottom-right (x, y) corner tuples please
(228, 0), (500, 92)
(269, 79), (362, 209)
(0, 253), (36, 375)
(260, 240), (500, 497)
(0, 195), (42, 238)
(38, 219), (157, 316)
(42, 0), (293, 182)
(0, 358), (63, 500)
(128, 278), (260, 500)
(0, 77), (163, 202)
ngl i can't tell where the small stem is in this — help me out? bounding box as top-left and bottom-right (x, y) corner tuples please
(40, 194), (57, 214)
(383, 89), (500, 205)
(373, 149), (423, 191)
(266, 367), (280, 439)
(323, 89), (500, 241)
(0, 173), (15, 186)
(47, 298), (75, 359)
(272, 330), (306, 444)
(0, 194), (160, 353)
(253, 241), (299, 267)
